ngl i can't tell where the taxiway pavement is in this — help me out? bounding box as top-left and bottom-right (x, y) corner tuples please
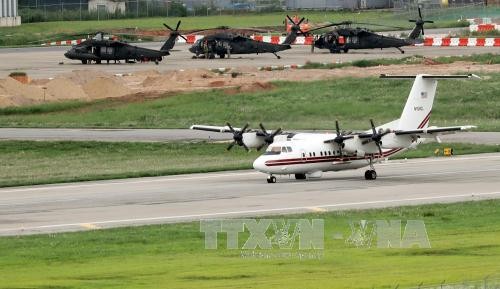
(1, 43), (498, 78)
(0, 153), (499, 236)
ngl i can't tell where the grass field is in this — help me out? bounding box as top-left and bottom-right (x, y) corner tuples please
(0, 140), (498, 187)
(0, 199), (499, 289)
(302, 53), (500, 69)
(0, 10), (468, 46)
(0, 73), (498, 131)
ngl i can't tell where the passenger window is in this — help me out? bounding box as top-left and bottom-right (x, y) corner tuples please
(287, 146), (292, 152)
(320, 151), (323, 156)
(313, 152), (316, 157)
(282, 147), (287, 153)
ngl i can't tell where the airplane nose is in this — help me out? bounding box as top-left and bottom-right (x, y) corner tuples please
(253, 157), (267, 172)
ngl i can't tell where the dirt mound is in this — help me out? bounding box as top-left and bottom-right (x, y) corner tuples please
(83, 77), (132, 99)
(0, 77), (47, 104)
(62, 70), (115, 85)
(45, 78), (88, 100)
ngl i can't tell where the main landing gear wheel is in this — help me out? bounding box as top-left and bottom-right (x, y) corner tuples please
(364, 170), (377, 180)
(267, 176), (277, 183)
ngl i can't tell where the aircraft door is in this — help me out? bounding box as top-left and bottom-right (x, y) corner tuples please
(300, 149), (307, 163)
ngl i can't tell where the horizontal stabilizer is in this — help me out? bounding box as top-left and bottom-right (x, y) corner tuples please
(395, 125), (476, 136)
(380, 74), (480, 80)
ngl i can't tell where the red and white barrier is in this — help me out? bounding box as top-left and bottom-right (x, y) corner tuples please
(421, 37), (500, 47)
(42, 39), (86, 46)
(41, 35), (500, 48)
(469, 24), (500, 32)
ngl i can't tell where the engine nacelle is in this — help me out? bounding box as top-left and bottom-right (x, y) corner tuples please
(343, 136), (366, 155)
(381, 133), (414, 149)
(242, 132), (266, 149)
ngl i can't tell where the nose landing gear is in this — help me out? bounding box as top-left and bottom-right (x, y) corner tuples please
(267, 175), (277, 183)
(364, 157), (378, 180)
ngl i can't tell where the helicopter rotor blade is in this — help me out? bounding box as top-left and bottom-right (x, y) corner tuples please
(163, 23), (175, 31)
(175, 20), (181, 31)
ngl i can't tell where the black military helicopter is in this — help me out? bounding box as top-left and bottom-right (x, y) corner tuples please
(188, 15), (307, 59)
(309, 7), (433, 54)
(64, 21), (186, 65)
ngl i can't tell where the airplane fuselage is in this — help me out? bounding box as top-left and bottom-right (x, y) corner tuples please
(252, 133), (407, 176)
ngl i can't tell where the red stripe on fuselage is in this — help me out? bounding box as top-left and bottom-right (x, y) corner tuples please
(264, 148), (402, 167)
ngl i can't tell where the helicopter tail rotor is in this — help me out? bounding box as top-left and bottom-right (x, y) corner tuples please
(408, 6), (433, 38)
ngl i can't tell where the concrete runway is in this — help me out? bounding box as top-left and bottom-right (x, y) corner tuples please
(0, 153), (499, 236)
(1, 128), (499, 145)
(0, 43), (498, 78)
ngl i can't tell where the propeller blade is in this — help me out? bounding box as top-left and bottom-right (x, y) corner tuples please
(409, 19), (417, 23)
(422, 27), (425, 35)
(241, 123), (250, 133)
(297, 17), (305, 26)
(227, 141), (236, 151)
(418, 7), (422, 19)
(270, 128), (282, 138)
(175, 20), (181, 31)
(377, 142), (383, 156)
(425, 20), (434, 23)
(286, 15), (295, 25)
(163, 23), (175, 31)
(370, 119), (377, 135)
(226, 122), (235, 133)
(259, 123), (266, 133)
(335, 120), (341, 135)
(180, 35), (188, 41)
(242, 143), (250, 152)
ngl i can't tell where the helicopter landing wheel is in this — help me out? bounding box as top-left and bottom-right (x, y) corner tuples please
(343, 48), (349, 53)
(81, 60), (87, 64)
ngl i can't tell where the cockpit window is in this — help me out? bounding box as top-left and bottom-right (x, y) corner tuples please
(264, 146), (281, 155)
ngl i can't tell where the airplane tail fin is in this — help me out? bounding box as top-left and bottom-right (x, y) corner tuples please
(380, 74), (479, 130)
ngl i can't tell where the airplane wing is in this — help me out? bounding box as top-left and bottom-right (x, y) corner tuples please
(190, 124), (239, 133)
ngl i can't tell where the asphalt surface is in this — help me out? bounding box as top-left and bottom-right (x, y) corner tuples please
(1, 42), (498, 78)
(0, 128), (499, 145)
(0, 153), (499, 236)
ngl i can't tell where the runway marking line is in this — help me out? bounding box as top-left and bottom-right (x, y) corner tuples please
(1, 191), (499, 234)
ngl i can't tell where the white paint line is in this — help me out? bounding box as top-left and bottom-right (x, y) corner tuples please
(1, 191), (499, 234)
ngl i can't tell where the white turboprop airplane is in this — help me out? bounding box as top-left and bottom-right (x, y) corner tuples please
(191, 74), (478, 183)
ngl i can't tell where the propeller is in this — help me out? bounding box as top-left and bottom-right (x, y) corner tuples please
(286, 15), (307, 35)
(331, 120), (354, 157)
(226, 122), (250, 151)
(164, 20), (187, 41)
(256, 123), (282, 151)
(408, 7), (434, 35)
(362, 119), (390, 156)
